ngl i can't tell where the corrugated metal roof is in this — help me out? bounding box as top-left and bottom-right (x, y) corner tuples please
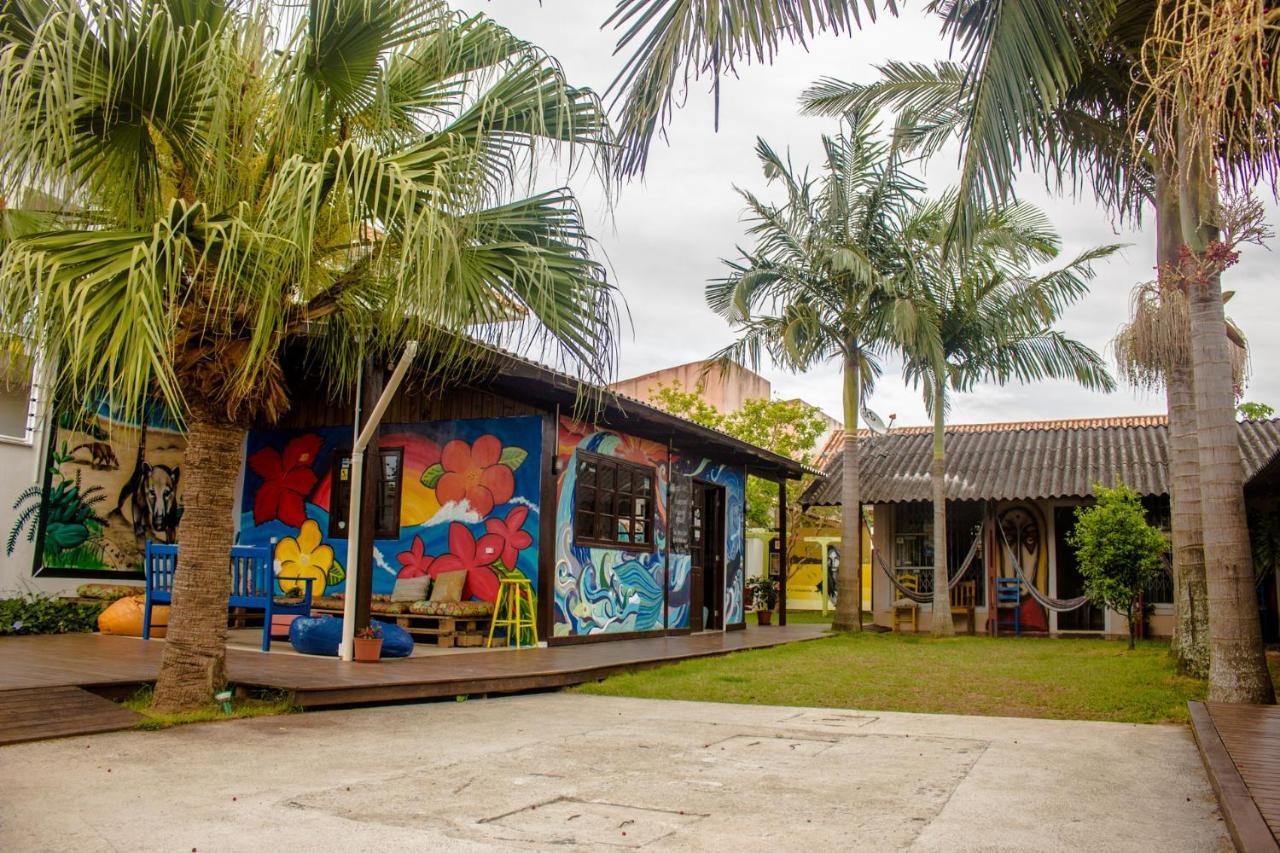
(800, 416), (1280, 505)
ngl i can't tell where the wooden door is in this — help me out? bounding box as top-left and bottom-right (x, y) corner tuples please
(703, 485), (725, 630)
(689, 482), (707, 631)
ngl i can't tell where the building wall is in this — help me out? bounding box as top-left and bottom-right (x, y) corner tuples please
(608, 360), (771, 414)
(235, 415), (544, 601)
(868, 498), (1174, 638)
(553, 417), (746, 639)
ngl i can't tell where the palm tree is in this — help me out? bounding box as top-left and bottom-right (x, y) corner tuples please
(897, 198), (1117, 635)
(0, 0), (620, 711)
(706, 117), (926, 632)
(795, 2), (1275, 702)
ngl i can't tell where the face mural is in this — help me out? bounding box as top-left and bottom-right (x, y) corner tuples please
(237, 416), (542, 600)
(554, 418), (747, 637)
(16, 401), (186, 577)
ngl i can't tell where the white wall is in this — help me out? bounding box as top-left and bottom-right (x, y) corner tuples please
(0, 422), (77, 597)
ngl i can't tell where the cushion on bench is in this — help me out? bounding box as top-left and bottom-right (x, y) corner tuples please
(409, 600), (494, 618)
(76, 583), (142, 601)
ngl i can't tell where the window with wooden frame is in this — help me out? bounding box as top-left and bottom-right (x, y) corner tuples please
(574, 451), (656, 551)
(328, 447), (403, 539)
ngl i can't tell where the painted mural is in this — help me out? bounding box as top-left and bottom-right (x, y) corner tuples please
(236, 416), (542, 600)
(554, 420), (669, 636)
(553, 418), (747, 637)
(11, 401), (186, 576)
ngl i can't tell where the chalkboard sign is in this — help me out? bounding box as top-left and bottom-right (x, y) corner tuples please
(669, 474), (692, 554)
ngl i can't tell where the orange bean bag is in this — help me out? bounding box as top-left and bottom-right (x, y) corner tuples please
(98, 594), (168, 638)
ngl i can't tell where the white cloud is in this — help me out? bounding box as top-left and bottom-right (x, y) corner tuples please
(425, 500), (482, 527)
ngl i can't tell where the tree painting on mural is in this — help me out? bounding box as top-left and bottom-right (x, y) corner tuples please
(238, 417), (543, 605)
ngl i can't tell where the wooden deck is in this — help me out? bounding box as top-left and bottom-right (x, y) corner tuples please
(1190, 700), (1280, 852)
(0, 686), (143, 746)
(0, 623), (828, 718)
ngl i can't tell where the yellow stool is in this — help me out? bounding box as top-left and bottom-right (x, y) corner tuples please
(487, 576), (538, 648)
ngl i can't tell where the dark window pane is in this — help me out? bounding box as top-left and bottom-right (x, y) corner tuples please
(599, 463), (615, 492)
(617, 496), (633, 519)
(618, 467), (632, 494)
(576, 510), (594, 537)
(595, 513), (613, 541)
(579, 458), (596, 487)
(579, 486), (596, 514)
(639, 475), (652, 495)
(598, 490), (615, 517)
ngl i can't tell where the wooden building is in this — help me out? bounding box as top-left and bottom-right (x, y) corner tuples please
(16, 344), (805, 646)
(801, 416), (1280, 640)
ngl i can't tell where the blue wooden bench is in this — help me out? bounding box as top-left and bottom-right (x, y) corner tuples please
(143, 542), (315, 651)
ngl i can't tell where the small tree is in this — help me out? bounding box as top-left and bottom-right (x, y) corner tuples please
(1068, 483), (1169, 650)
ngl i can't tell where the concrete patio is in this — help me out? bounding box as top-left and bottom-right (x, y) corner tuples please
(0, 693), (1228, 852)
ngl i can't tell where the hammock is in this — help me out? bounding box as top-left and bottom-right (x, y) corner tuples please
(996, 521), (1089, 613)
(865, 517), (983, 605)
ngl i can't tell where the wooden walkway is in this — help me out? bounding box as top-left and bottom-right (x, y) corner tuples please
(0, 686), (143, 746)
(0, 624), (828, 739)
(1190, 700), (1280, 852)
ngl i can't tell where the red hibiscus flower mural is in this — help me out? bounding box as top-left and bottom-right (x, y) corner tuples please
(248, 433), (324, 528)
(395, 536), (434, 579)
(430, 522), (503, 601)
(485, 506), (533, 569)
(423, 434), (523, 516)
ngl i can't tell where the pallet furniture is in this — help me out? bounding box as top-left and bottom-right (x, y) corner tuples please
(308, 598), (496, 648)
(143, 542), (315, 651)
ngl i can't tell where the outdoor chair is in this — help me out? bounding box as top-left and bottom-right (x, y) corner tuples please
(992, 576), (1022, 636)
(892, 574), (920, 632)
(950, 580), (977, 634)
(143, 541), (315, 651)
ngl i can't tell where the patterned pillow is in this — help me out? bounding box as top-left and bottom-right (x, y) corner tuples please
(76, 584), (142, 601)
(409, 600), (494, 618)
(370, 600), (409, 614)
(311, 595), (346, 610)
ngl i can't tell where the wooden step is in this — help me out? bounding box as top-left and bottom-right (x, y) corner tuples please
(0, 686), (142, 746)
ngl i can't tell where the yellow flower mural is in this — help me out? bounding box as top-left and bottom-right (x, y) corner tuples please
(275, 519), (341, 597)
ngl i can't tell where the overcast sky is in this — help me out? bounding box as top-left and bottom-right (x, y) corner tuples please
(458, 1), (1278, 428)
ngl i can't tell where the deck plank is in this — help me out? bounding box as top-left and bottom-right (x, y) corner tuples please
(1190, 700), (1280, 853)
(0, 625), (829, 712)
(0, 686), (143, 745)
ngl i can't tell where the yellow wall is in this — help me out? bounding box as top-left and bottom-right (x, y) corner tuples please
(787, 522), (872, 611)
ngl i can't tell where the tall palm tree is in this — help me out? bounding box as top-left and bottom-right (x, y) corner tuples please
(795, 2), (1275, 702)
(706, 117), (924, 632)
(0, 0), (619, 711)
(898, 198), (1117, 635)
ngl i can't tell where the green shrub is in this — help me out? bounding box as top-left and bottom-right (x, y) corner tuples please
(0, 592), (104, 635)
(1068, 482), (1168, 649)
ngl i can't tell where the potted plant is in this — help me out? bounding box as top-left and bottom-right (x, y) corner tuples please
(353, 623), (383, 662)
(747, 578), (780, 626)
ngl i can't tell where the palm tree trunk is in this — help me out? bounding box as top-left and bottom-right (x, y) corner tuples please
(930, 374), (954, 636)
(152, 401), (245, 713)
(1155, 164), (1209, 677)
(833, 350), (862, 632)
(1179, 130), (1275, 704)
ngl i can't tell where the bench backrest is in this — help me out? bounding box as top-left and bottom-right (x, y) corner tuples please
(995, 576), (1021, 604)
(950, 580), (976, 609)
(229, 544), (274, 599)
(143, 542), (178, 594)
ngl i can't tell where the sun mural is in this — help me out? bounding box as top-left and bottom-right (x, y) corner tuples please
(237, 416), (542, 601)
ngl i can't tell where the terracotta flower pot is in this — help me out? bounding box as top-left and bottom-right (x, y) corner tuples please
(756, 609), (773, 626)
(353, 637), (383, 662)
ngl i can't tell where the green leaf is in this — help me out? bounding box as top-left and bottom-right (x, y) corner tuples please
(420, 463), (445, 488)
(327, 560), (346, 588)
(500, 447), (527, 470)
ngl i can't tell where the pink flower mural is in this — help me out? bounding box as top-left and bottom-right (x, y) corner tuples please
(431, 522), (503, 601)
(247, 434), (323, 527)
(395, 535), (435, 579)
(433, 435), (516, 515)
(485, 505), (533, 569)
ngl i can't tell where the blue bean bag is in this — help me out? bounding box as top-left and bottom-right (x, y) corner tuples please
(288, 616), (413, 658)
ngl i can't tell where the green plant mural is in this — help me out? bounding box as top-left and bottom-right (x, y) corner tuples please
(8, 441), (109, 569)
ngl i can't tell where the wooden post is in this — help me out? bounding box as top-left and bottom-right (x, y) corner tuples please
(778, 479), (788, 626)
(354, 355), (384, 632)
(536, 409), (559, 640)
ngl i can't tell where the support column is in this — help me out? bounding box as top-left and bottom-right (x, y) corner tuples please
(353, 356), (384, 632)
(777, 479), (788, 626)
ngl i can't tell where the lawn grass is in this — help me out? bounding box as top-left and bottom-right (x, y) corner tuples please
(122, 687), (297, 731)
(572, 632), (1277, 724)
